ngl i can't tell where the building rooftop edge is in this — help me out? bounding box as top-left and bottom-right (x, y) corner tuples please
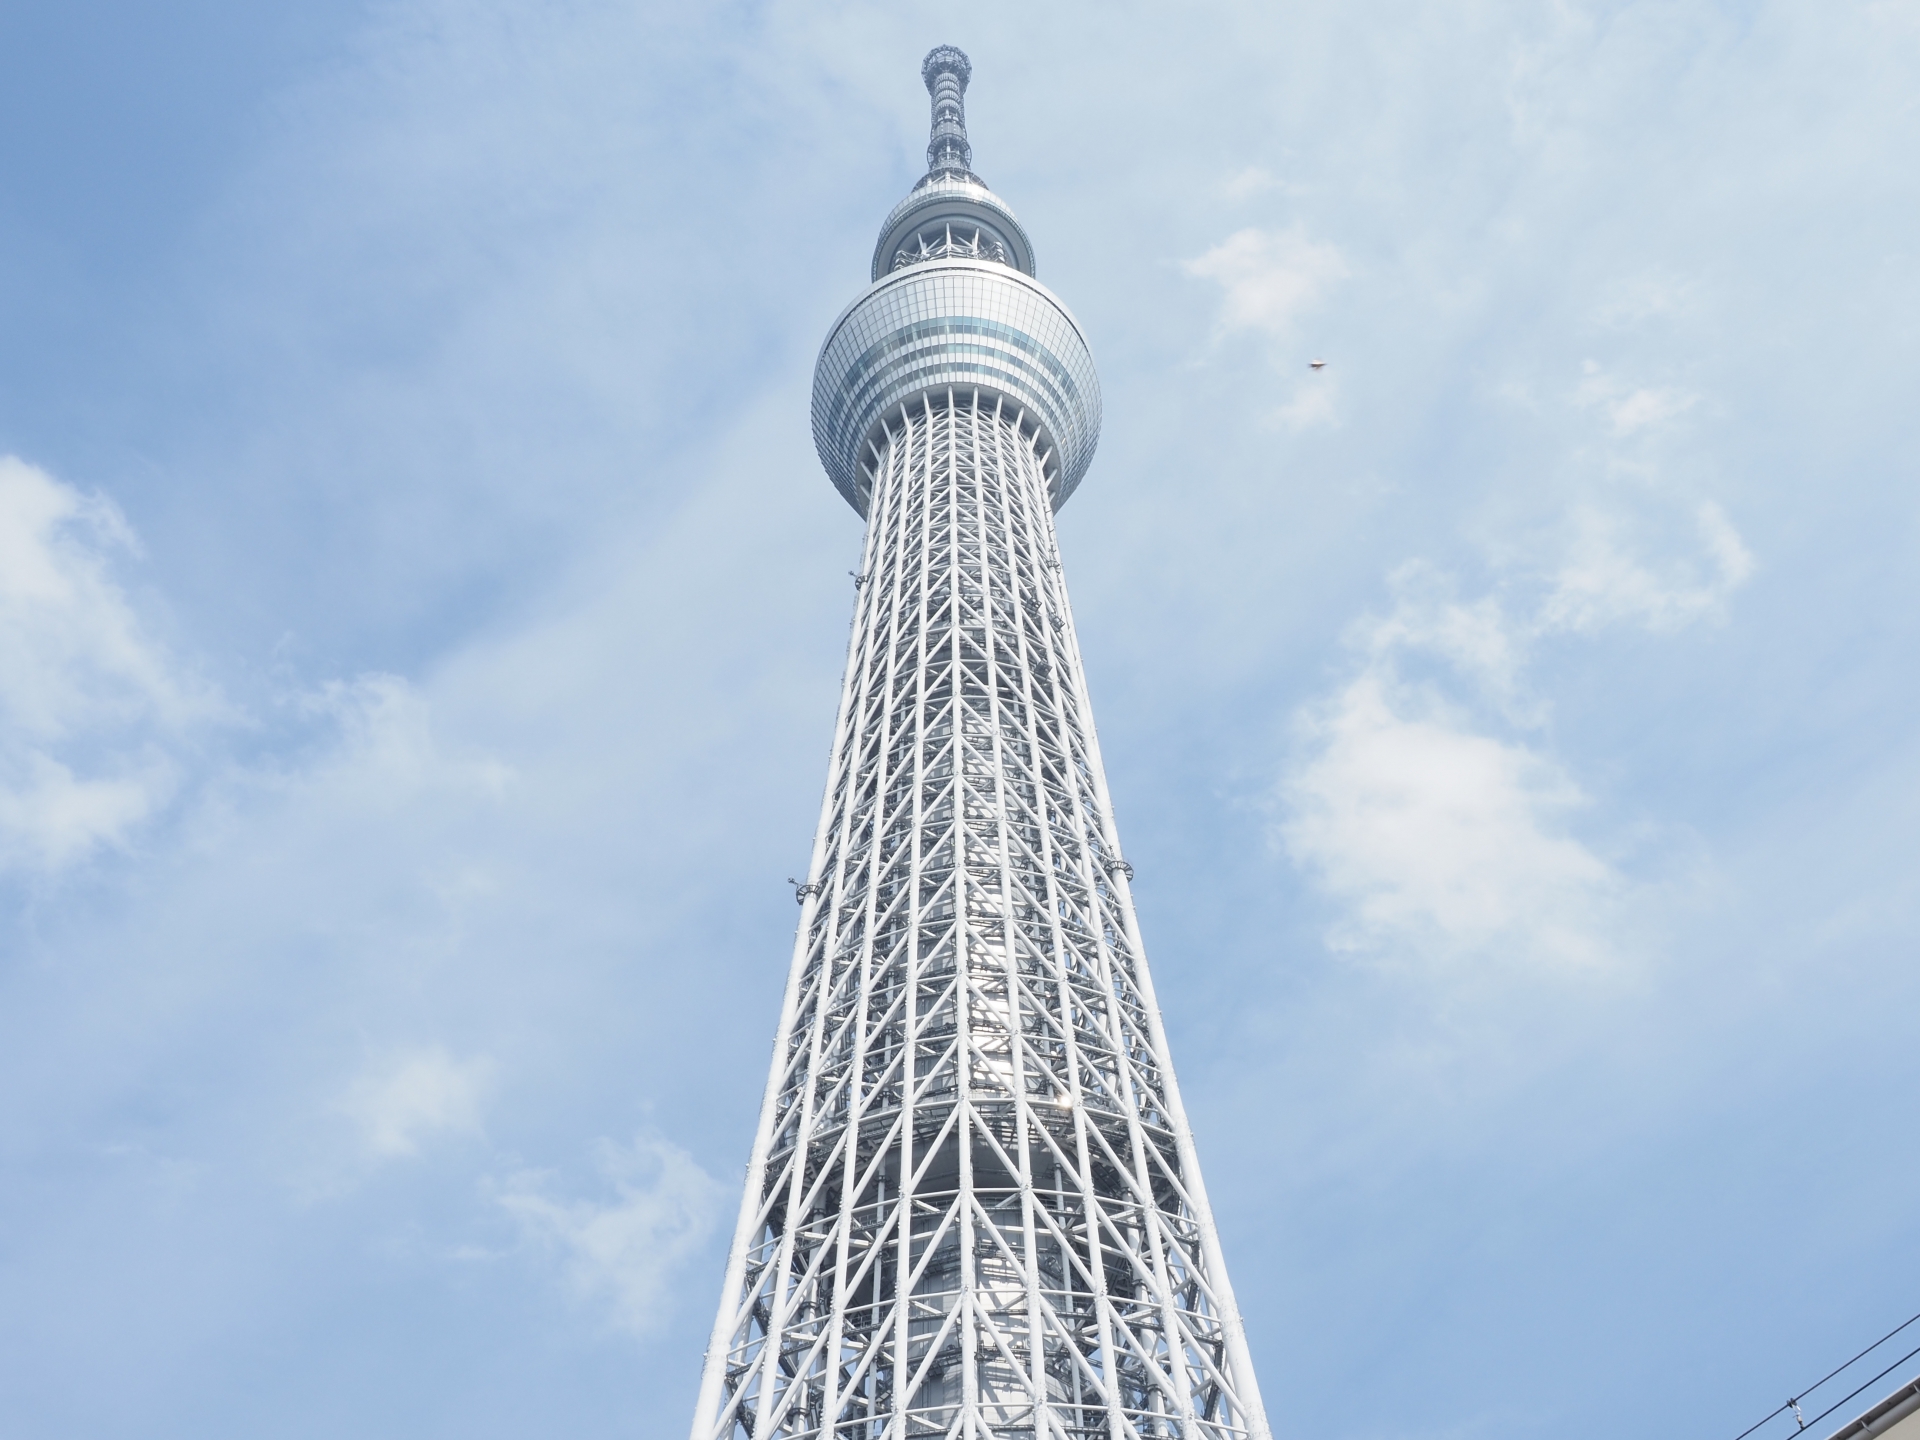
(1826, 1375), (1920, 1440)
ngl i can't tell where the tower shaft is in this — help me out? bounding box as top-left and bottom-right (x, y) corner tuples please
(691, 45), (1268, 1440)
(691, 393), (1267, 1438)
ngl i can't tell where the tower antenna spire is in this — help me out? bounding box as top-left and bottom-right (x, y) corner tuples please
(921, 44), (974, 179)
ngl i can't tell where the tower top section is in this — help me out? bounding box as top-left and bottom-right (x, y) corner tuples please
(819, 47), (1100, 516)
(869, 46), (1036, 281)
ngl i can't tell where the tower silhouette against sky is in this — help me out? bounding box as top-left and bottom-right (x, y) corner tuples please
(690, 47), (1270, 1440)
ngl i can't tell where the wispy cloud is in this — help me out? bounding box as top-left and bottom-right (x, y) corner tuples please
(0, 457), (212, 870)
(295, 674), (515, 806)
(1358, 562), (1534, 719)
(498, 1135), (723, 1337)
(341, 1047), (493, 1159)
(1185, 225), (1349, 341)
(1576, 360), (1697, 436)
(0, 454), (519, 877)
(1540, 502), (1754, 635)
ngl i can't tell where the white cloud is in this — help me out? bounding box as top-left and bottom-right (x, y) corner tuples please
(1185, 225), (1349, 340)
(498, 1135), (723, 1336)
(0, 458), (176, 736)
(0, 756), (167, 872)
(0, 456), (208, 870)
(1285, 673), (1619, 970)
(1283, 496), (1753, 971)
(342, 1047), (492, 1158)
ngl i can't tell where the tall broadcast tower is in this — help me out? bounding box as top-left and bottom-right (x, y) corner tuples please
(691, 47), (1270, 1440)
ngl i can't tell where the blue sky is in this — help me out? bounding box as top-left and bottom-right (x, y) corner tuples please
(2, 1), (1917, 1435)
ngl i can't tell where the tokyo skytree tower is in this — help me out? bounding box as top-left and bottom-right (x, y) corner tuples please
(690, 47), (1270, 1440)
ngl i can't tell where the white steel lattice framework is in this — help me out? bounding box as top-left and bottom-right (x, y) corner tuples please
(690, 47), (1271, 1440)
